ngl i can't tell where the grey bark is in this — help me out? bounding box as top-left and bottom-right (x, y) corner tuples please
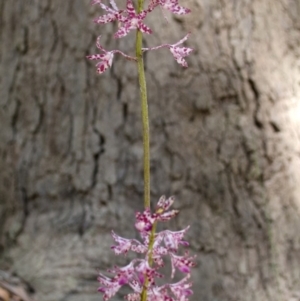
(1, 0), (300, 301)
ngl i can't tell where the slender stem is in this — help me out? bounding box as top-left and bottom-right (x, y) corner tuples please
(136, 1), (150, 209)
(135, 2), (152, 301)
(140, 221), (157, 301)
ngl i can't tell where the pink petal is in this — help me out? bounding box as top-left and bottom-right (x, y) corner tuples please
(92, 0), (102, 5)
(163, 227), (190, 251)
(96, 61), (110, 74)
(86, 54), (106, 60)
(128, 280), (142, 293)
(125, 293), (141, 301)
(107, 262), (135, 286)
(114, 24), (131, 38)
(103, 283), (121, 301)
(153, 233), (168, 255)
(169, 274), (193, 301)
(153, 256), (164, 268)
(138, 10), (148, 19)
(156, 195), (175, 212)
(148, 286), (173, 301)
(167, 4), (190, 15)
(135, 208), (155, 232)
(131, 243), (148, 253)
(109, 0), (119, 10)
(158, 209), (179, 221)
(174, 47), (193, 57)
(135, 260), (163, 286)
(137, 22), (152, 34)
(176, 57), (188, 67)
(126, 0), (136, 17)
(111, 231), (132, 254)
(97, 274), (122, 301)
(160, 0), (190, 15)
(169, 47), (191, 67)
(170, 253), (196, 278)
(94, 13), (118, 24)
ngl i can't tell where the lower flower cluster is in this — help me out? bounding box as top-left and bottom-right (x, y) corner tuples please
(98, 196), (195, 301)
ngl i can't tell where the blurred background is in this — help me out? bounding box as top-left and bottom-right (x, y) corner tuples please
(1, 0), (300, 300)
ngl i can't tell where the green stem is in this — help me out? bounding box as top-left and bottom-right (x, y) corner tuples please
(140, 221), (157, 301)
(136, 1), (150, 209)
(135, 3), (153, 301)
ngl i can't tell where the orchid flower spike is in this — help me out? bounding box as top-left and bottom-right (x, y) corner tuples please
(96, 196), (195, 301)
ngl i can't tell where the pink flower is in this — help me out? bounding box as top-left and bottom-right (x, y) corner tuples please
(135, 260), (163, 286)
(155, 195), (179, 221)
(92, 0), (126, 24)
(142, 34), (193, 67)
(114, 0), (152, 38)
(97, 274), (122, 301)
(127, 277), (192, 301)
(152, 233), (168, 256)
(128, 281), (173, 301)
(108, 261), (136, 285)
(86, 36), (136, 74)
(148, 286), (174, 301)
(86, 50), (114, 74)
(170, 252), (196, 278)
(155, 209), (179, 221)
(156, 195), (175, 212)
(111, 231), (147, 255)
(162, 226), (190, 252)
(111, 231), (132, 254)
(135, 196), (179, 233)
(125, 280), (142, 301)
(135, 208), (156, 232)
(156, 0), (191, 15)
(168, 275), (193, 301)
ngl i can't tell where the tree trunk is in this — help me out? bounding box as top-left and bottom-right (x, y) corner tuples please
(1, 0), (300, 301)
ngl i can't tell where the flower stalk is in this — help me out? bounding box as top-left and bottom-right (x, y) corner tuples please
(140, 221), (156, 301)
(136, 27), (151, 209)
(87, 1), (194, 300)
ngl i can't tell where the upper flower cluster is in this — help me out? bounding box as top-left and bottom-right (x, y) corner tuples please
(87, 0), (193, 73)
(93, 0), (153, 38)
(97, 196), (195, 301)
(92, 0), (190, 34)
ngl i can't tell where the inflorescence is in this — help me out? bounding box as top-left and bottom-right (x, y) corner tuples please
(98, 196), (196, 301)
(87, 1), (195, 300)
(87, 0), (193, 74)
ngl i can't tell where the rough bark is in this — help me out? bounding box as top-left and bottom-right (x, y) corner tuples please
(1, 0), (300, 301)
